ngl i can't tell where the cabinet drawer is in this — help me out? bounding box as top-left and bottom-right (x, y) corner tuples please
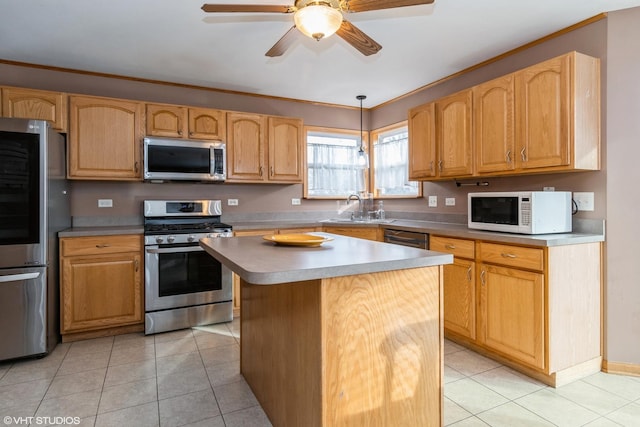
(61, 235), (142, 257)
(430, 236), (475, 259)
(478, 242), (544, 271)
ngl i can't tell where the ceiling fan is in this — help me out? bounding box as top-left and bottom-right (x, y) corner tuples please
(201, 0), (435, 57)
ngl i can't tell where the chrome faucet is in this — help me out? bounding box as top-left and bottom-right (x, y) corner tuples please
(347, 194), (363, 220)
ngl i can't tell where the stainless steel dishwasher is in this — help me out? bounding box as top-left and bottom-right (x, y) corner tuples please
(383, 228), (429, 249)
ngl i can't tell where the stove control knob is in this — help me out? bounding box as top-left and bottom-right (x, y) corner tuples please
(187, 235), (196, 243)
(167, 236), (176, 244)
(155, 236), (164, 244)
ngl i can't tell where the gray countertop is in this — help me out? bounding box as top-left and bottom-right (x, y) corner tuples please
(58, 225), (144, 238)
(200, 232), (453, 285)
(57, 218), (605, 247)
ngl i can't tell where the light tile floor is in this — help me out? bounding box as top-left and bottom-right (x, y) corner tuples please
(1, 319), (639, 427)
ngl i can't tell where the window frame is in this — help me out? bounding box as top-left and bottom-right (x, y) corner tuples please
(303, 125), (370, 199)
(370, 121), (422, 199)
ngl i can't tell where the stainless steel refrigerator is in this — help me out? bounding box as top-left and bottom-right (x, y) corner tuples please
(0, 118), (70, 361)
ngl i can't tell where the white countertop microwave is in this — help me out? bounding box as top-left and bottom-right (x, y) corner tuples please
(468, 191), (572, 234)
(143, 137), (226, 182)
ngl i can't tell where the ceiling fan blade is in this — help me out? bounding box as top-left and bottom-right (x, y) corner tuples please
(265, 26), (300, 57)
(201, 4), (294, 13)
(336, 20), (382, 56)
(344, 0), (434, 13)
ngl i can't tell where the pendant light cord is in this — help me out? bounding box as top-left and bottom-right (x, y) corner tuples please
(357, 95), (366, 152)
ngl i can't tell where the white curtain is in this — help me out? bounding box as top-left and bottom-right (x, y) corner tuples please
(374, 131), (419, 196)
(307, 142), (365, 197)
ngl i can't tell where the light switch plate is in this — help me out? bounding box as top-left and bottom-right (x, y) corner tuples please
(98, 199), (113, 208)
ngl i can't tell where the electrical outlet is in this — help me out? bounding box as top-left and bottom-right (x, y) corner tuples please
(291, 198), (301, 205)
(573, 192), (595, 211)
(428, 196), (437, 207)
(445, 197), (456, 206)
(227, 199), (238, 206)
(97, 199), (113, 208)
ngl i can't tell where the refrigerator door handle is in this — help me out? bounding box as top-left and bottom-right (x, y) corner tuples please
(0, 272), (41, 283)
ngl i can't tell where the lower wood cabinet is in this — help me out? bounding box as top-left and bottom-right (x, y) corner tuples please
(434, 235), (602, 386)
(60, 235), (143, 341)
(322, 226), (381, 241)
(431, 236), (476, 340)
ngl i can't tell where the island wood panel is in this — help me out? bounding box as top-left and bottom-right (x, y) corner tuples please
(321, 267), (443, 427)
(241, 266), (443, 427)
(241, 279), (322, 427)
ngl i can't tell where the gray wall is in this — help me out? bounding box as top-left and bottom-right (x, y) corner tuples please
(605, 7), (640, 365)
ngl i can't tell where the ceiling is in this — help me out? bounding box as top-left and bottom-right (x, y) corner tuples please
(2, 0), (640, 108)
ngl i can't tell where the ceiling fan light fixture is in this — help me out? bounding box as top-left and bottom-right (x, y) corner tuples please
(294, 4), (342, 41)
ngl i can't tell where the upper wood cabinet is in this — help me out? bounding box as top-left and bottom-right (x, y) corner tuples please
(408, 102), (436, 179)
(436, 89), (474, 177)
(146, 103), (226, 140)
(226, 112), (266, 182)
(515, 51), (600, 172)
(68, 95), (143, 180)
(226, 112), (303, 183)
(408, 51), (600, 181)
(1, 87), (68, 132)
(408, 89), (473, 180)
(473, 75), (515, 174)
(267, 116), (303, 183)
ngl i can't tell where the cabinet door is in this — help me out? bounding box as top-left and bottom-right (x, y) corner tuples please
(226, 112), (266, 182)
(408, 102), (436, 179)
(474, 75), (515, 173)
(443, 258), (476, 340)
(69, 96), (143, 180)
(323, 226), (380, 241)
(515, 54), (570, 169)
(2, 87), (68, 132)
(479, 263), (544, 369)
(61, 252), (143, 333)
(146, 104), (187, 138)
(436, 89), (473, 177)
(188, 108), (226, 140)
(267, 116), (303, 183)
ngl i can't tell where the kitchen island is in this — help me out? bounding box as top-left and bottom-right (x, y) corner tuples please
(200, 233), (453, 427)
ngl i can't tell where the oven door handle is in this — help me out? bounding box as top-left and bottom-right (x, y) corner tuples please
(146, 246), (204, 254)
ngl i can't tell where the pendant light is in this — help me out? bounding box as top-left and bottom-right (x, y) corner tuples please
(356, 95), (369, 168)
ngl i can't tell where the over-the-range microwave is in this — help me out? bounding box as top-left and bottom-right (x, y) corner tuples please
(468, 191), (572, 234)
(143, 137), (226, 182)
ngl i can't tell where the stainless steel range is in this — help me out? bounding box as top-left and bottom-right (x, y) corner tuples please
(143, 200), (233, 335)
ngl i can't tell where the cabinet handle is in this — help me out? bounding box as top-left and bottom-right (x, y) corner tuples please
(178, 130), (183, 136)
(95, 244), (111, 248)
(480, 270), (486, 286)
(134, 162), (139, 173)
(444, 244), (456, 250)
(467, 266), (472, 282)
(134, 259), (139, 272)
(438, 160), (443, 172)
(259, 166), (263, 177)
(506, 150), (512, 164)
(520, 147), (527, 161)
(429, 161), (434, 173)
(270, 166), (274, 177)
(501, 253), (517, 259)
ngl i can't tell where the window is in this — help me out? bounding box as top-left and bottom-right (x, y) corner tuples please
(305, 127), (368, 198)
(372, 123), (420, 198)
